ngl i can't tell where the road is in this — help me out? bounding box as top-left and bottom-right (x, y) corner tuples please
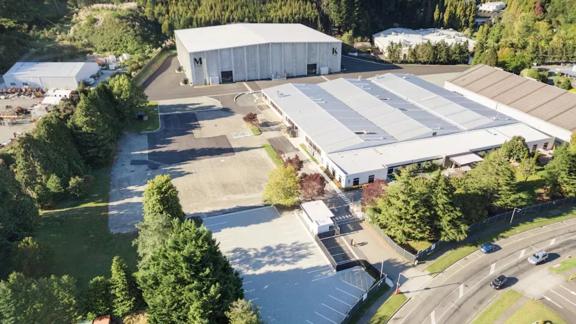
(391, 218), (576, 324)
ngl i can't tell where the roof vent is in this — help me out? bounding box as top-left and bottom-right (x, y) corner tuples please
(277, 91), (289, 98)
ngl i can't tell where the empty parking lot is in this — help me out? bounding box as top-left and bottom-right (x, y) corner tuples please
(203, 206), (374, 323)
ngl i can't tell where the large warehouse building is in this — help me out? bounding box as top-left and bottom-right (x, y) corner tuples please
(263, 74), (552, 188)
(175, 23), (342, 85)
(445, 65), (576, 142)
(3, 62), (100, 90)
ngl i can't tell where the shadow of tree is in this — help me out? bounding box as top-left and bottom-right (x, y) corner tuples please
(229, 241), (314, 273)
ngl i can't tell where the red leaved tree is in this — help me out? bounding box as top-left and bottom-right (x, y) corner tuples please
(243, 112), (259, 126)
(300, 173), (326, 201)
(361, 179), (387, 208)
(284, 155), (303, 171)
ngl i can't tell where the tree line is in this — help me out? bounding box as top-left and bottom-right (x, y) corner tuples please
(138, 0), (477, 37)
(365, 136), (576, 247)
(384, 41), (470, 64)
(0, 173), (263, 323)
(473, 0), (576, 73)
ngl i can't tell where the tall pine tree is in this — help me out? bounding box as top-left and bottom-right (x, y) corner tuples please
(110, 256), (136, 318)
(431, 172), (468, 241)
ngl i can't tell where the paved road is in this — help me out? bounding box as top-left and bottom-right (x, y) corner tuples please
(391, 218), (576, 324)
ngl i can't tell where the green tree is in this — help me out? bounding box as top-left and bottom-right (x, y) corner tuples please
(500, 136), (530, 162)
(544, 144), (576, 198)
(84, 276), (111, 319)
(0, 273), (78, 324)
(10, 237), (49, 278)
(555, 76), (573, 90)
(226, 299), (262, 324)
(431, 173), (468, 241)
(517, 154), (538, 181)
(0, 164), (37, 273)
(110, 256), (136, 318)
(108, 74), (148, 121)
(263, 165), (300, 207)
(69, 91), (118, 166)
(137, 219), (243, 324)
(368, 167), (433, 243)
(135, 174), (186, 265)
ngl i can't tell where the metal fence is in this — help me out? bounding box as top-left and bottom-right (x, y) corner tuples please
(341, 276), (391, 324)
(370, 197), (576, 262)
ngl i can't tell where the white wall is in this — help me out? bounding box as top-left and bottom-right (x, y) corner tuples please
(445, 81), (572, 142)
(175, 34), (193, 82)
(186, 41), (342, 85)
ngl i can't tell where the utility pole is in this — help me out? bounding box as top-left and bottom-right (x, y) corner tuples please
(395, 273), (402, 295)
(380, 261), (385, 279)
(509, 207), (521, 225)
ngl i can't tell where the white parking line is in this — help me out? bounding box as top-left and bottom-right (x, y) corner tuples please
(550, 238), (556, 246)
(311, 273), (337, 282)
(489, 263), (496, 275)
(307, 267), (331, 274)
(341, 279), (365, 292)
(544, 296), (564, 309)
(243, 82), (253, 92)
(336, 287), (358, 299)
(314, 311), (338, 324)
(551, 290), (576, 307)
(430, 310), (436, 324)
(321, 303), (346, 317)
(329, 295), (352, 307)
(321, 75), (330, 81)
(459, 284), (464, 298)
(560, 285), (576, 295)
(519, 249), (526, 259)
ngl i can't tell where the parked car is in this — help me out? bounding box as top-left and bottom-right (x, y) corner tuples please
(527, 250), (549, 265)
(480, 242), (497, 254)
(490, 275), (508, 289)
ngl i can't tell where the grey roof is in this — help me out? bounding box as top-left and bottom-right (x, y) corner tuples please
(175, 23), (341, 53)
(262, 74), (520, 154)
(5, 62), (98, 78)
(448, 64), (576, 132)
(371, 74), (514, 130)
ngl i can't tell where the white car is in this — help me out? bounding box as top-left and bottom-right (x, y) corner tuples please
(527, 250), (549, 265)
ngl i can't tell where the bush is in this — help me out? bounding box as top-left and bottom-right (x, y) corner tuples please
(68, 175), (92, 198)
(555, 76), (573, 90)
(284, 155), (303, 171)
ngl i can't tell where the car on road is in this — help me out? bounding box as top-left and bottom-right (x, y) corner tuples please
(527, 250), (549, 265)
(490, 275), (508, 289)
(480, 242), (497, 254)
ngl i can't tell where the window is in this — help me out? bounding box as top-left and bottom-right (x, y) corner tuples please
(532, 144), (537, 151)
(22, 82), (29, 86)
(543, 142), (549, 150)
(9, 82), (16, 86)
(368, 175), (375, 183)
(307, 64), (317, 76)
(353, 178), (359, 186)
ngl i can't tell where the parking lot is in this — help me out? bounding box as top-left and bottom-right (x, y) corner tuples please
(108, 96), (275, 232)
(203, 206), (375, 324)
(143, 55), (470, 101)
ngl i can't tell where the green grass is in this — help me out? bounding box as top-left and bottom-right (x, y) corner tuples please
(551, 257), (576, 274)
(36, 168), (137, 291)
(128, 102), (160, 133)
(472, 290), (522, 324)
(343, 283), (390, 324)
(299, 144), (319, 164)
(407, 240), (432, 253)
(369, 293), (407, 324)
(248, 124), (262, 136)
(426, 206), (576, 273)
(263, 143), (283, 166)
(133, 49), (176, 86)
(505, 299), (566, 324)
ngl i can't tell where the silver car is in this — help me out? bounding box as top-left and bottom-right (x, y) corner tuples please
(527, 250), (548, 265)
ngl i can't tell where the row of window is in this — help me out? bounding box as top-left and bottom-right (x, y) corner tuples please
(351, 175), (375, 187)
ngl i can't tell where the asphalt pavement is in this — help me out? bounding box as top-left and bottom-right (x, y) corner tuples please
(391, 217), (576, 324)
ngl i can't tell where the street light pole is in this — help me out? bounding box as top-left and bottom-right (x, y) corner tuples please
(509, 207), (521, 225)
(395, 273), (402, 295)
(380, 261), (384, 279)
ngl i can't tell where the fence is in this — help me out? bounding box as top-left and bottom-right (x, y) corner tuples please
(370, 197), (576, 262)
(341, 276), (392, 324)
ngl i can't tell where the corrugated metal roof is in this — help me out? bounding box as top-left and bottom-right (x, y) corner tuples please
(448, 65), (576, 132)
(175, 23), (341, 53)
(371, 74), (514, 130)
(5, 62), (96, 78)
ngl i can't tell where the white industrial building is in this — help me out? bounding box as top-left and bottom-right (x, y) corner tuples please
(373, 28), (474, 60)
(300, 201), (336, 235)
(446, 65), (576, 143)
(175, 23), (342, 85)
(262, 74), (552, 188)
(478, 2), (506, 12)
(3, 62), (100, 90)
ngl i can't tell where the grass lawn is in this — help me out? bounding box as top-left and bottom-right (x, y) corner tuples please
(263, 143), (283, 166)
(299, 144), (319, 164)
(248, 124), (262, 136)
(472, 290), (522, 324)
(406, 240), (432, 253)
(551, 257), (576, 274)
(36, 168), (137, 291)
(369, 293), (408, 324)
(128, 102), (160, 133)
(426, 206), (576, 273)
(505, 299), (566, 324)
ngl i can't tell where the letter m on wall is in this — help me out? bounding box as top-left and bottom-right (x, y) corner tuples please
(194, 57), (203, 65)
